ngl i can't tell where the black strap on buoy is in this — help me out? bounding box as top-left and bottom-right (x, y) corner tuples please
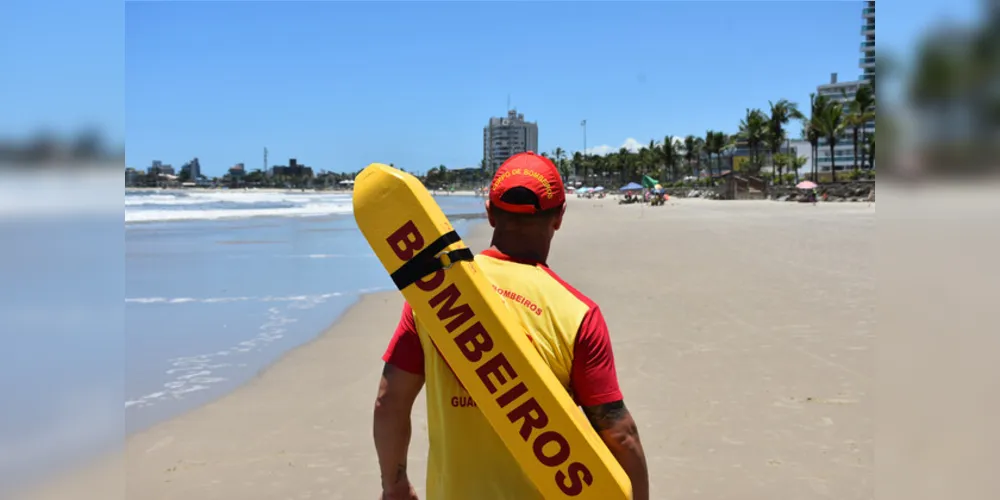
(390, 230), (474, 290)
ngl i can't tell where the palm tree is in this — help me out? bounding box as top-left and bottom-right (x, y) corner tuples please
(803, 93), (828, 181)
(593, 154), (609, 184)
(867, 130), (876, 172)
(789, 154), (808, 183)
(659, 136), (680, 181)
(767, 99), (804, 184)
(848, 85), (876, 171)
(772, 154), (788, 184)
(717, 131), (733, 175)
(616, 147), (630, 184)
(694, 137), (705, 180)
(683, 135), (698, 180)
(814, 99), (847, 182)
(640, 140), (657, 178)
(553, 147), (565, 165)
(571, 151), (583, 181)
(738, 108), (768, 174)
(703, 130), (717, 178)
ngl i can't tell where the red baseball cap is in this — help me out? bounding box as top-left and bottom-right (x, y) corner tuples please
(489, 152), (566, 214)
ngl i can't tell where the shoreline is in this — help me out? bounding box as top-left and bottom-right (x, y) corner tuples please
(127, 218), (492, 435)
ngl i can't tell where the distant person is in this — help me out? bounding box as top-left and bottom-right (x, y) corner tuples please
(373, 152), (649, 500)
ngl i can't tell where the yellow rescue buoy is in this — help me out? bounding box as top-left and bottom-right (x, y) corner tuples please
(353, 163), (631, 499)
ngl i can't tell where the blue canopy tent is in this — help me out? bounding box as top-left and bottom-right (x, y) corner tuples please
(619, 182), (643, 191)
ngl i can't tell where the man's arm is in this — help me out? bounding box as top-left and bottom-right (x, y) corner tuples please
(569, 306), (649, 500)
(582, 400), (649, 500)
(374, 303), (425, 499)
(373, 363), (424, 498)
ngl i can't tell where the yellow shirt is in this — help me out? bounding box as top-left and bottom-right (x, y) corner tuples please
(383, 249), (623, 500)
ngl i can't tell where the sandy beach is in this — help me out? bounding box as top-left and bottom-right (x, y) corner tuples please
(28, 197), (874, 500)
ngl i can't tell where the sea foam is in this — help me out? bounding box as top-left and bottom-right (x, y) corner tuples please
(124, 190), (354, 223)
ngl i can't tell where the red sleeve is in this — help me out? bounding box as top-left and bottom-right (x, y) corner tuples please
(382, 302), (425, 375)
(570, 306), (624, 406)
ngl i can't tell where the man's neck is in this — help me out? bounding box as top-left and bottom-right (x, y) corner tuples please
(489, 238), (549, 265)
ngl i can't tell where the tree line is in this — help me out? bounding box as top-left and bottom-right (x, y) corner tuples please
(536, 86), (875, 188)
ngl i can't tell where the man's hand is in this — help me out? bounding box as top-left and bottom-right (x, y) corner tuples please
(380, 482), (419, 500)
(582, 400), (649, 500)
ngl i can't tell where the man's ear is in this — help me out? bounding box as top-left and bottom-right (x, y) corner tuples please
(553, 203), (566, 231)
(485, 200), (496, 228)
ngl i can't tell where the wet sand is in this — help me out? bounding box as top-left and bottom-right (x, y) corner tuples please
(26, 196), (875, 499)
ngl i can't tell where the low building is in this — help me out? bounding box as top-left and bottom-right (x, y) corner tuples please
(714, 171), (767, 200)
(229, 162), (246, 178)
(125, 167), (143, 186)
(727, 138), (809, 176)
(270, 158), (314, 178)
(150, 160), (174, 175)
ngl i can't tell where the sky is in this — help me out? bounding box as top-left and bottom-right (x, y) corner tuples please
(2, 0), (984, 177)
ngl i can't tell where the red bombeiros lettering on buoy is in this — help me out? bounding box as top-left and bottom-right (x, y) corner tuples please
(384, 221), (595, 496)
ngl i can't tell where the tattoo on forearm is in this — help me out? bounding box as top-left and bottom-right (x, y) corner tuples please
(382, 462), (406, 487)
(583, 400), (629, 431)
(381, 462), (407, 487)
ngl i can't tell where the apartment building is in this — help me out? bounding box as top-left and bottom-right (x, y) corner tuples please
(483, 110), (538, 173)
(813, 1), (876, 173)
(814, 73), (875, 172)
(861, 1), (875, 83)
(270, 158), (314, 178)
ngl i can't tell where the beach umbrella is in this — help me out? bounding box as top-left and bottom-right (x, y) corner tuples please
(619, 182), (643, 191)
(593, 186), (605, 192)
(654, 184), (662, 190)
(796, 180), (818, 190)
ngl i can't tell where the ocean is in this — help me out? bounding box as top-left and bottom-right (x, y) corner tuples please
(0, 185), (486, 492)
(123, 189), (485, 430)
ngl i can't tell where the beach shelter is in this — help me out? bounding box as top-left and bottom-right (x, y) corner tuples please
(593, 186), (605, 192)
(641, 175), (660, 188)
(619, 182), (643, 191)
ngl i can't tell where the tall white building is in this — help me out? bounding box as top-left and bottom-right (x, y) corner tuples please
(814, 1), (876, 173)
(483, 110), (538, 173)
(861, 1), (875, 84)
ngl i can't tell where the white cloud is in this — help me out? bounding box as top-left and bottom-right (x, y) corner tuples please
(578, 136), (684, 156)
